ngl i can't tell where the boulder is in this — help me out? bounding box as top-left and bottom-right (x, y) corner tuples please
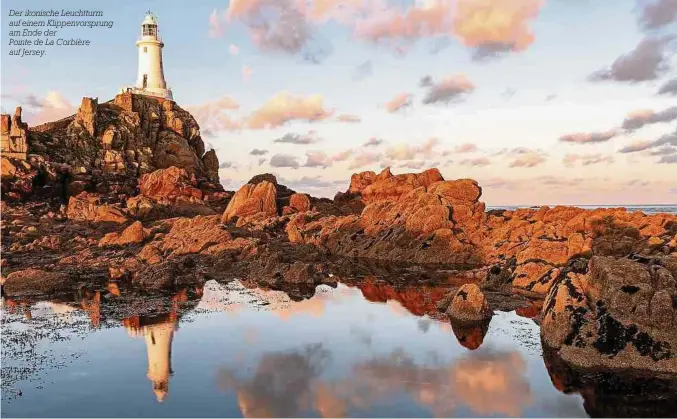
(348, 170), (377, 194)
(1, 157), (17, 181)
(446, 283), (493, 323)
(289, 193), (311, 212)
(222, 181), (277, 223)
(540, 256), (677, 374)
(2, 269), (71, 297)
(427, 179), (481, 204)
(67, 192), (129, 223)
(126, 195), (157, 219)
(99, 221), (147, 247)
(157, 215), (234, 256)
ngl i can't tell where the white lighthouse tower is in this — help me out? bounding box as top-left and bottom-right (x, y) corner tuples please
(123, 11), (173, 100)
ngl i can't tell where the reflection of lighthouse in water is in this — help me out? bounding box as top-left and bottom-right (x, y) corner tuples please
(122, 289), (192, 402)
(121, 288), (194, 402)
(144, 321), (176, 403)
(124, 317), (177, 403)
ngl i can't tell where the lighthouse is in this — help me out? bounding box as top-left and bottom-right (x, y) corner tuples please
(123, 11), (173, 100)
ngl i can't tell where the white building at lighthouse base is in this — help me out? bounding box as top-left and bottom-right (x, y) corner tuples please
(120, 86), (173, 101)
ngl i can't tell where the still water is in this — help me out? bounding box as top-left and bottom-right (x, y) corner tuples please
(0, 279), (604, 418)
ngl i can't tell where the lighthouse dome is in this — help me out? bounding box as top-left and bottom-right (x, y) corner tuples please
(142, 13), (158, 25)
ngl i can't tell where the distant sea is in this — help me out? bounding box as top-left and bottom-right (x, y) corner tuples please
(487, 205), (677, 215)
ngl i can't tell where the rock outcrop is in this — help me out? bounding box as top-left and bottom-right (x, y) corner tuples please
(541, 255), (677, 374)
(1, 92), (223, 203)
(99, 221), (147, 247)
(139, 166), (202, 201)
(222, 181), (278, 225)
(1, 107), (29, 160)
(67, 192), (129, 224)
(291, 170), (486, 265)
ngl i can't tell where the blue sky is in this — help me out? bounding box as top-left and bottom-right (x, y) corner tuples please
(2, 0), (676, 204)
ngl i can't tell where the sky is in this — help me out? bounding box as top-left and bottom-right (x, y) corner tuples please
(1, 0), (676, 205)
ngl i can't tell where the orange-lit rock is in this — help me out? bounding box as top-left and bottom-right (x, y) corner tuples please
(446, 283), (492, 323)
(289, 193), (311, 212)
(222, 181), (277, 224)
(99, 221), (147, 247)
(139, 166), (203, 202)
(67, 192), (129, 224)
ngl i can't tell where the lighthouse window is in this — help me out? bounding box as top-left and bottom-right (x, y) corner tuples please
(143, 24), (157, 36)
(144, 47), (147, 53)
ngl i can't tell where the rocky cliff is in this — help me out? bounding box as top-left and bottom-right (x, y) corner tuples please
(1, 92), (222, 202)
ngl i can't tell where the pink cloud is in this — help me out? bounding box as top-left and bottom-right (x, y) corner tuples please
(589, 36), (673, 83)
(453, 0), (543, 58)
(453, 143), (478, 153)
(618, 140), (654, 153)
(508, 150), (547, 168)
(348, 151), (382, 170)
(385, 93), (413, 113)
(332, 149), (354, 162)
(562, 153), (614, 167)
(245, 92), (334, 129)
(186, 96), (241, 134)
(354, 1), (453, 45)
(459, 157), (491, 166)
(559, 129), (620, 144)
(304, 150), (332, 168)
(639, 0), (677, 30)
(209, 9), (225, 38)
(337, 113), (361, 123)
(385, 137), (439, 160)
(21, 91), (77, 125)
(622, 106), (677, 130)
(225, 0), (316, 56)
(421, 74), (475, 104)
(219, 0), (543, 59)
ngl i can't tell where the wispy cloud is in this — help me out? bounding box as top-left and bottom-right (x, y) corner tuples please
(270, 153), (300, 169)
(459, 157), (491, 166)
(385, 137), (439, 161)
(622, 106), (677, 130)
(658, 77), (677, 95)
(246, 92), (334, 129)
(274, 131), (321, 145)
(421, 74), (475, 105)
(385, 93), (413, 113)
(563, 153), (614, 166)
(337, 114), (361, 123)
(363, 137), (383, 147)
(559, 129), (620, 144)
